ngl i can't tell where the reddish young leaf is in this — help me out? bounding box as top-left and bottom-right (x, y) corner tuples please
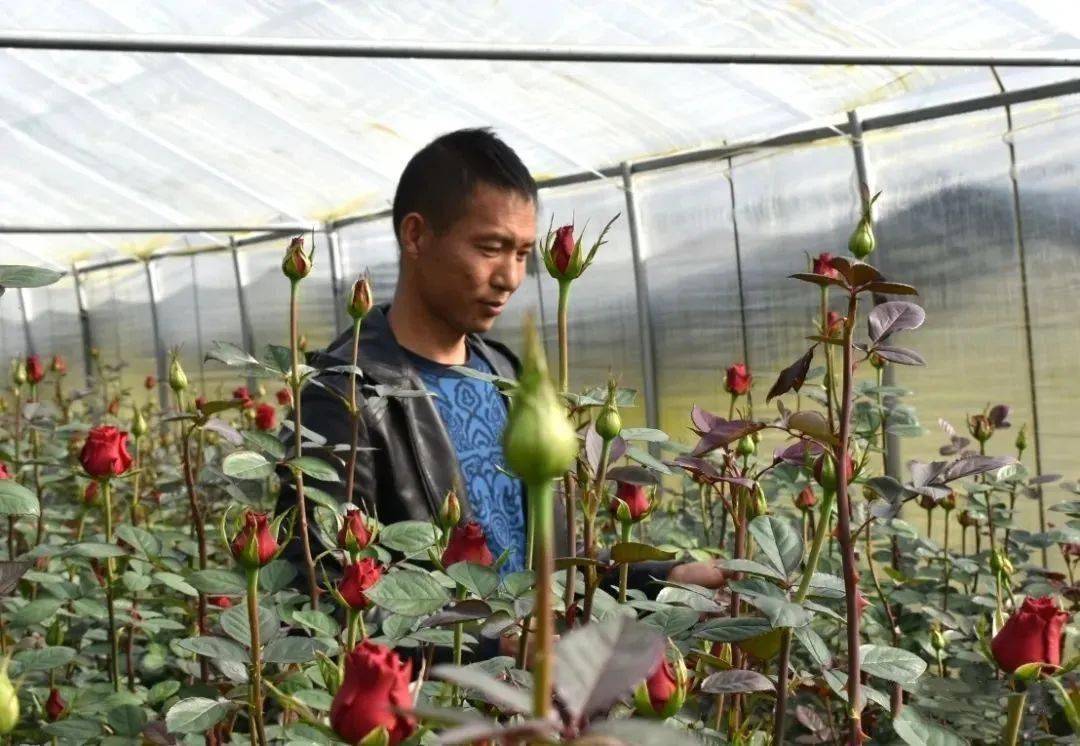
(867, 301), (926, 343)
(766, 347), (815, 402)
(789, 272), (848, 290)
(872, 345), (926, 366)
(865, 281), (918, 296)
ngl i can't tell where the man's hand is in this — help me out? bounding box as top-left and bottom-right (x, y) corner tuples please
(667, 560), (728, 589)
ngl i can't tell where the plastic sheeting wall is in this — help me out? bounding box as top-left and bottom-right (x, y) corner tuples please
(5, 99), (1078, 525)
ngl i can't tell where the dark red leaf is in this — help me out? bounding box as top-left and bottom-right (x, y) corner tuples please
(872, 345), (926, 366)
(988, 404), (1012, 429)
(864, 281), (918, 296)
(867, 301), (925, 343)
(691, 420), (765, 457)
(830, 257), (883, 287)
(766, 347), (815, 402)
(789, 272), (848, 289)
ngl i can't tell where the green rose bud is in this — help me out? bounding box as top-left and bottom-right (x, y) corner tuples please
(595, 381), (622, 442)
(439, 491), (461, 531)
(931, 627), (947, 652)
(11, 361), (26, 387)
(990, 548), (1014, 578)
(281, 236), (312, 281)
(748, 484), (768, 518)
(347, 272), (374, 321)
(502, 321), (577, 484)
(1015, 424), (1028, 454)
(848, 188), (879, 260)
(131, 407), (148, 438)
(168, 352), (188, 393)
(736, 435), (756, 457)
(0, 658), (18, 734)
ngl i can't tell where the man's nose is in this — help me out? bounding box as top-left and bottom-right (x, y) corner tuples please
(491, 253), (523, 292)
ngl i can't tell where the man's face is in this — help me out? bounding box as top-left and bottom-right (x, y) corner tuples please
(406, 183), (537, 335)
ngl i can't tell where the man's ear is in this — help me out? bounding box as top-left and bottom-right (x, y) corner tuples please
(398, 212), (428, 262)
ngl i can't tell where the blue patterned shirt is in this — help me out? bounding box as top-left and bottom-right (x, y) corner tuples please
(405, 346), (526, 574)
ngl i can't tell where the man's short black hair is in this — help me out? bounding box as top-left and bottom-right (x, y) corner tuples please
(392, 128), (538, 242)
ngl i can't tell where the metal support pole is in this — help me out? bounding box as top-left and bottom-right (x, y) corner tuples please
(847, 110), (902, 481)
(16, 288), (35, 356)
(143, 261), (168, 411)
(230, 240), (258, 391)
(71, 266), (94, 385)
(326, 226), (345, 334)
(992, 69), (1048, 566)
(189, 255), (207, 390)
(725, 157), (753, 414)
(621, 162), (660, 432)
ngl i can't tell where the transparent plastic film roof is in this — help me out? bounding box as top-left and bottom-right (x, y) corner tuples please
(4, 0), (1080, 266)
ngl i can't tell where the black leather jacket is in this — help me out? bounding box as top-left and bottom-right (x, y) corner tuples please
(275, 303), (568, 561)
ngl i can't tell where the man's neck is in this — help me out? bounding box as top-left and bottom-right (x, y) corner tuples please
(387, 290), (468, 365)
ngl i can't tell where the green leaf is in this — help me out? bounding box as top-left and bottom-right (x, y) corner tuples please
(292, 609), (340, 638)
(0, 480), (39, 516)
(445, 562), (499, 599)
(611, 542), (676, 563)
(166, 697), (229, 734)
(122, 572), (150, 592)
(115, 524), (161, 558)
(263, 637), (319, 664)
(147, 680), (181, 705)
(366, 569), (450, 616)
(176, 636), (249, 663)
(716, 558), (785, 582)
(189, 569), (247, 595)
(107, 704), (148, 737)
(222, 450), (273, 480)
(260, 560), (297, 594)
(304, 485), (339, 510)
(287, 456), (339, 482)
(694, 617), (773, 642)
(860, 645), (928, 685)
(893, 704), (966, 746)
(292, 688), (335, 711)
(748, 515), (803, 579)
(747, 596), (810, 629)
(619, 428), (669, 443)
(43, 718), (103, 741)
(378, 521), (438, 555)
(0, 265), (65, 288)
(11, 598), (63, 627)
(242, 430), (286, 460)
(12, 645), (75, 672)
(221, 603), (280, 647)
(700, 669), (774, 694)
(205, 341), (260, 368)
(626, 446), (672, 475)
(794, 626), (832, 668)
(69, 542), (128, 558)
(154, 572), (198, 597)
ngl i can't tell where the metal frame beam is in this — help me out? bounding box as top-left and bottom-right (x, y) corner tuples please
(326, 227), (346, 334)
(621, 162), (660, 433)
(143, 261), (169, 410)
(3, 32), (1080, 67)
(229, 240), (258, 391)
(71, 267), (94, 386)
(16, 288), (35, 355)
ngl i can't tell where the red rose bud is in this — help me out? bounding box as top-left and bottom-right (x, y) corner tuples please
(991, 596), (1069, 673)
(1062, 543), (1080, 560)
(337, 509), (373, 554)
(795, 485), (817, 510)
(80, 426), (133, 479)
(83, 481), (100, 506)
(45, 687), (66, 721)
(939, 490), (956, 512)
(338, 558), (383, 610)
(348, 273), (374, 321)
(918, 494), (937, 511)
(50, 355), (66, 376)
(330, 641), (416, 745)
(255, 403), (277, 432)
(107, 398), (120, 416)
(209, 595), (233, 609)
(958, 510), (978, 528)
(724, 363), (751, 396)
(144, 375), (156, 390)
(25, 355), (44, 385)
(869, 351), (886, 369)
(812, 252), (839, 279)
(0, 463), (9, 480)
(633, 650), (688, 719)
(812, 452), (854, 493)
(194, 396), (207, 412)
(610, 481), (651, 522)
(276, 387), (292, 406)
(282, 236), (312, 281)
(552, 225), (575, 274)
(441, 520), (494, 567)
(230, 510), (280, 569)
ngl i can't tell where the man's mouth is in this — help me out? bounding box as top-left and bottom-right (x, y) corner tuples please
(480, 300), (505, 316)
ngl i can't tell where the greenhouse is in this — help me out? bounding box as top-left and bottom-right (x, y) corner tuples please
(1, 2), (1080, 745)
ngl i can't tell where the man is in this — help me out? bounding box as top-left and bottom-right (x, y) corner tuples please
(278, 128), (724, 597)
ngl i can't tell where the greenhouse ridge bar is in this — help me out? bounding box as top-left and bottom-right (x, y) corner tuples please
(2, 30), (1080, 67)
